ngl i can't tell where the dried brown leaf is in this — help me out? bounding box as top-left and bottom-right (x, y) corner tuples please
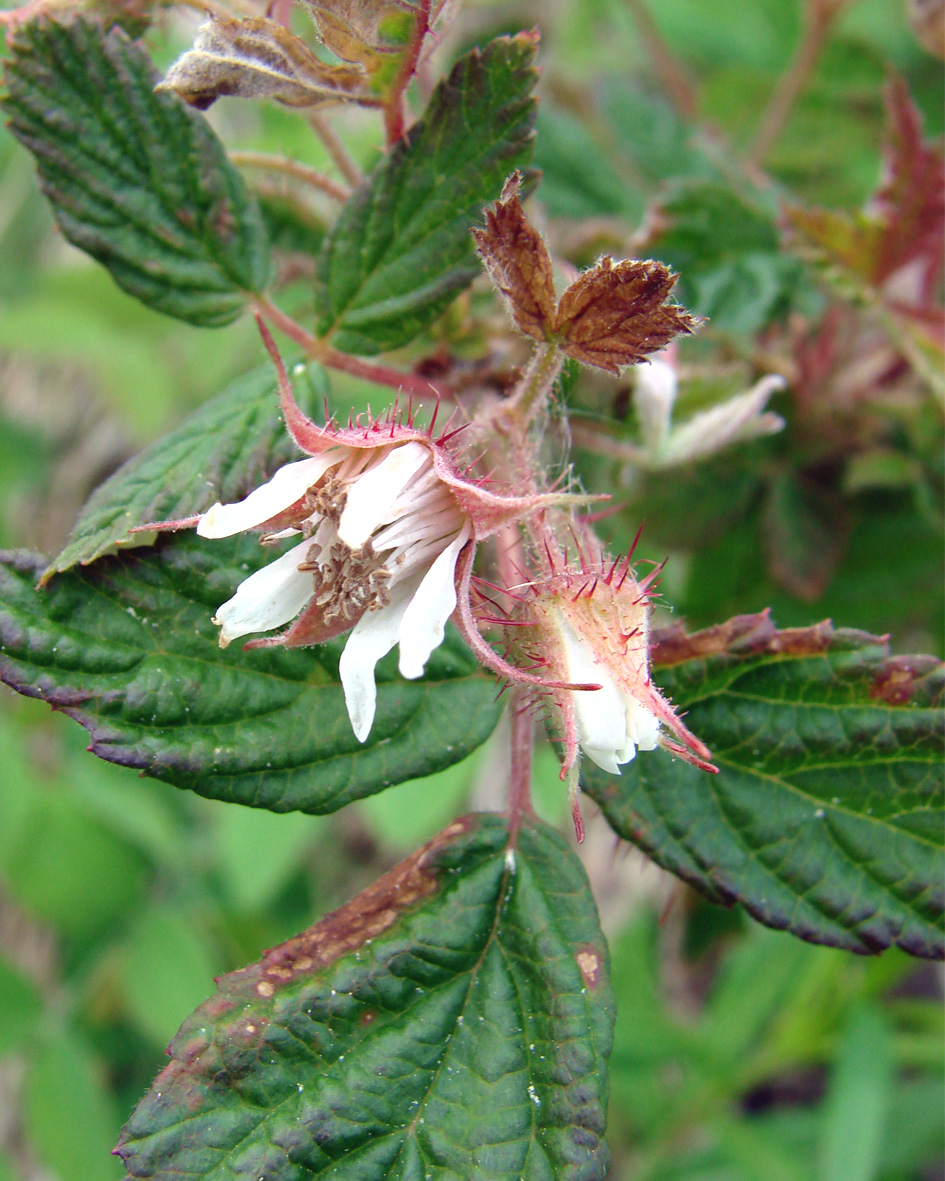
(471, 172), (557, 342)
(157, 17), (367, 110)
(554, 256), (697, 374)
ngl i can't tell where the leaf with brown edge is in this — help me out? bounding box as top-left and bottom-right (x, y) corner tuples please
(157, 17), (368, 110)
(586, 618), (945, 958)
(116, 813), (616, 1180)
(553, 256), (697, 374)
(471, 170), (557, 342)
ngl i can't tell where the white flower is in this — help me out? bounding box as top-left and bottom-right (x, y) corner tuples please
(634, 356), (786, 468)
(523, 531), (716, 778)
(557, 612), (660, 774)
(197, 439), (471, 742)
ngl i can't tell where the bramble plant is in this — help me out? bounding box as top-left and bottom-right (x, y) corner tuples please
(0, 0), (942, 1177)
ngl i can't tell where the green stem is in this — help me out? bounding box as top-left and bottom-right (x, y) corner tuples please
(504, 340), (564, 425)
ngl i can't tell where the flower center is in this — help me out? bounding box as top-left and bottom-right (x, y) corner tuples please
(299, 538), (392, 623)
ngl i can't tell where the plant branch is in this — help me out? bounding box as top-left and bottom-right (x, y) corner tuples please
(253, 295), (451, 401)
(228, 152), (351, 201)
(749, 0), (848, 164)
(307, 110), (364, 188)
(383, 0), (432, 145)
(623, 0), (697, 120)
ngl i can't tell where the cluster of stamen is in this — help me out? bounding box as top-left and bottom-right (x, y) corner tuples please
(300, 539), (392, 624)
(299, 473), (348, 530)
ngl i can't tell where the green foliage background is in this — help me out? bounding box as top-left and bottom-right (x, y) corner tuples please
(0, 0), (941, 1178)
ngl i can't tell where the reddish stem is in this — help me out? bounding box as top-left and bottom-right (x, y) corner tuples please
(253, 295), (451, 402)
(749, 0), (848, 163)
(506, 687), (535, 842)
(383, 0), (432, 145)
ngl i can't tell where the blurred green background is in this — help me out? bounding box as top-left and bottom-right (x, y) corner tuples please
(0, 0), (942, 1177)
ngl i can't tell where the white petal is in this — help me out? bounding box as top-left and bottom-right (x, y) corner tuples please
(660, 375), (786, 466)
(197, 456), (335, 539)
(339, 575), (422, 743)
(559, 616), (629, 773)
(337, 442), (430, 549)
(635, 357), (678, 455)
(397, 524), (470, 680)
(627, 698), (661, 751)
(213, 540), (312, 645)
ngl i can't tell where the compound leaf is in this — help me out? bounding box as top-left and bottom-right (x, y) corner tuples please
(0, 539), (502, 811)
(585, 614), (945, 958)
(2, 16), (269, 326)
(116, 814), (614, 1179)
(316, 31), (539, 355)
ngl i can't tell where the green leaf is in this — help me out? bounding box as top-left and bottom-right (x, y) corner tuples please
(650, 180), (816, 334)
(25, 1031), (123, 1181)
(1, 783), (147, 940)
(584, 617), (945, 957)
(2, 16), (269, 327)
(43, 359), (317, 580)
(0, 540), (503, 813)
(0, 957), (42, 1055)
(124, 908), (221, 1048)
(116, 813), (614, 1179)
(316, 32), (539, 355)
(820, 1006), (892, 1181)
(214, 804), (323, 911)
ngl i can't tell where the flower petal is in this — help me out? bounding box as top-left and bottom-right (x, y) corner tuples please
(197, 455), (336, 539)
(213, 539), (312, 646)
(559, 616), (629, 774)
(337, 442), (430, 549)
(627, 698), (661, 751)
(397, 525), (470, 680)
(339, 575), (423, 743)
(634, 356), (677, 455)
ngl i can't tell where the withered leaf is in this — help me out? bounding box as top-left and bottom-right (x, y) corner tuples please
(157, 17), (367, 110)
(475, 179), (698, 372)
(304, 0), (415, 68)
(554, 256), (697, 374)
(471, 171), (557, 341)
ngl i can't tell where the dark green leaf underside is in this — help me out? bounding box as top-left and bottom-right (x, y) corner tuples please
(44, 360), (315, 578)
(316, 32), (538, 355)
(117, 814), (615, 1180)
(2, 16), (268, 326)
(0, 541), (502, 811)
(585, 628), (944, 957)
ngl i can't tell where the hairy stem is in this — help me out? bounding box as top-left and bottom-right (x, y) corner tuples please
(228, 152), (351, 201)
(307, 110), (364, 188)
(253, 295), (451, 401)
(749, 0), (848, 163)
(506, 686), (535, 841)
(504, 340), (564, 424)
(383, 0), (432, 144)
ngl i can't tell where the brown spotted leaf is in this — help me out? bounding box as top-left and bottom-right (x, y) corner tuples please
(585, 616), (945, 958)
(116, 814), (615, 1179)
(472, 170), (558, 341)
(553, 256), (697, 374)
(157, 17), (368, 110)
